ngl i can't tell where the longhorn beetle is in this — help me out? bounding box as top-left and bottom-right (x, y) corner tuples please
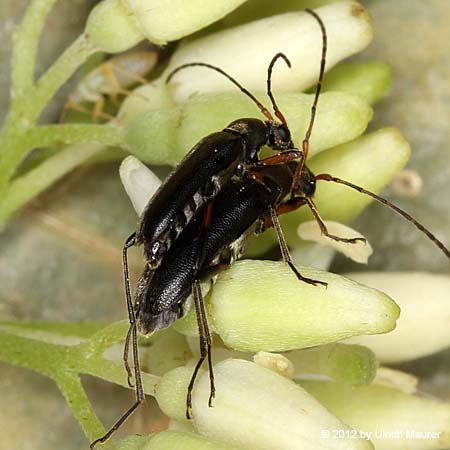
(90, 8), (450, 449)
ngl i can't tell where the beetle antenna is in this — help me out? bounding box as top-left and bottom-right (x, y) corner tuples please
(267, 52), (291, 126)
(291, 8), (327, 195)
(316, 173), (450, 260)
(166, 62), (274, 121)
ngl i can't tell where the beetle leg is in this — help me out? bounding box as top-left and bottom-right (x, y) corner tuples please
(305, 197), (367, 244)
(257, 149), (303, 166)
(269, 206), (327, 287)
(259, 196), (307, 231)
(122, 233), (140, 387)
(186, 279), (215, 419)
(186, 202), (217, 418)
(90, 233), (145, 449)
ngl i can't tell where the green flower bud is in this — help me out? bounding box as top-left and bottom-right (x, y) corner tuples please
(320, 61), (392, 105)
(86, 0), (247, 52)
(288, 343), (378, 386)
(165, 2), (373, 102)
(157, 359), (374, 450)
(125, 0), (248, 45)
(144, 430), (244, 450)
(344, 272), (450, 363)
(174, 260), (399, 352)
(303, 379), (450, 450)
(86, 0), (143, 52)
(124, 91), (372, 166)
(209, 260), (399, 352)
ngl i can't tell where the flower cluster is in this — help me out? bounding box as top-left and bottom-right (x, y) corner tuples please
(1, 1), (450, 450)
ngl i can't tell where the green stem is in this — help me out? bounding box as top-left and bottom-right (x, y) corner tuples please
(0, 322), (160, 445)
(24, 124), (124, 148)
(81, 355), (160, 395)
(11, 0), (59, 96)
(0, 144), (105, 227)
(31, 33), (98, 122)
(0, 329), (68, 377)
(84, 321), (131, 355)
(0, 33), (98, 197)
(55, 374), (112, 446)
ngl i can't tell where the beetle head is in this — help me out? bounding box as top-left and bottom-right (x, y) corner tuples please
(267, 121), (293, 150)
(291, 165), (317, 198)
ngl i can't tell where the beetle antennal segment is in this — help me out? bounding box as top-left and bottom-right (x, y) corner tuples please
(266, 52), (292, 126)
(316, 173), (450, 260)
(291, 8), (328, 195)
(166, 62), (274, 121)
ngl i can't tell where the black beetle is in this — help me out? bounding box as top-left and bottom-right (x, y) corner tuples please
(90, 8), (450, 449)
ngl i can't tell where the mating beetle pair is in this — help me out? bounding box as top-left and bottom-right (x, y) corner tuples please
(90, 8), (450, 449)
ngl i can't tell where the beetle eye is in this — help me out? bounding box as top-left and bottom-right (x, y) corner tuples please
(276, 124), (291, 143)
(268, 122), (292, 150)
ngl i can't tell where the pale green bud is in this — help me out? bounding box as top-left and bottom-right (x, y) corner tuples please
(297, 221), (373, 263)
(86, 0), (247, 52)
(165, 2), (373, 102)
(144, 430), (245, 450)
(119, 155), (161, 215)
(86, 0), (143, 52)
(320, 61), (393, 105)
(124, 91), (372, 166)
(174, 260), (399, 352)
(209, 260), (399, 352)
(157, 359), (374, 450)
(303, 379), (450, 450)
(124, 0), (248, 45)
(289, 343), (377, 386)
(344, 272), (450, 363)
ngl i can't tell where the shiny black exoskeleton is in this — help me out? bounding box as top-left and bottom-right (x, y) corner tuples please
(133, 118), (294, 269)
(135, 162), (299, 334)
(133, 161), (322, 420)
(91, 7), (450, 446)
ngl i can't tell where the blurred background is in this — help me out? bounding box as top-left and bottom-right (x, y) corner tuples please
(0, 1), (449, 448)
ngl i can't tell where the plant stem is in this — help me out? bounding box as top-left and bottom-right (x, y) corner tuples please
(0, 33), (98, 197)
(25, 124), (124, 148)
(11, 0), (59, 96)
(56, 374), (113, 447)
(31, 33), (98, 122)
(0, 143), (105, 227)
(0, 322), (160, 445)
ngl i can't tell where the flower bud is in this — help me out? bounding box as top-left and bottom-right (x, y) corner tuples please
(303, 379), (450, 450)
(253, 351), (295, 379)
(125, 0), (248, 45)
(297, 221), (373, 263)
(289, 343), (377, 386)
(124, 91), (372, 166)
(86, 0), (143, 52)
(86, 0), (247, 52)
(157, 359), (374, 450)
(143, 430), (245, 450)
(320, 61), (392, 105)
(119, 155), (161, 215)
(175, 260), (399, 352)
(344, 272), (450, 363)
(165, 2), (373, 102)
(213, 260), (399, 352)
